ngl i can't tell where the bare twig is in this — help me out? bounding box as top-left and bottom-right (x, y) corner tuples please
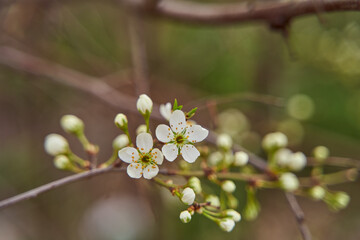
(285, 193), (312, 240)
(123, 0), (360, 25)
(127, 12), (150, 95)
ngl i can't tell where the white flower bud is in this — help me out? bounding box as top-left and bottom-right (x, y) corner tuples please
(44, 134), (69, 156)
(205, 195), (220, 207)
(216, 134), (233, 150)
(179, 210), (192, 223)
(54, 155), (71, 170)
(234, 151), (249, 166)
(160, 102), (172, 121)
(137, 94), (153, 114)
(208, 151), (223, 166)
(222, 180), (236, 193)
(181, 187), (196, 205)
(288, 152), (307, 171)
(112, 134), (129, 149)
(274, 148), (292, 167)
(223, 152), (234, 165)
(262, 132), (288, 151)
(334, 192), (350, 209)
(313, 146), (329, 162)
(279, 172), (299, 192)
(114, 114), (128, 129)
(219, 219), (235, 232)
(309, 186), (326, 200)
(136, 124), (147, 135)
(224, 209), (241, 222)
(188, 177), (202, 194)
(60, 115), (84, 134)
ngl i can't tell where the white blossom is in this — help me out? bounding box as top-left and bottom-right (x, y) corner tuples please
(288, 152), (307, 171)
(44, 134), (69, 156)
(118, 133), (163, 179)
(216, 133), (233, 150)
(262, 132), (288, 151)
(274, 148), (292, 167)
(160, 102), (172, 121)
(224, 209), (241, 222)
(137, 94), (153, 115)
(112, 134), (129, 149)
(114, 113), (128, 129)
(181, 187), (196, 205)
(279, 172), (299, 192)
(234, 151), (249, 166)
(222, 180), (236, 193)
(156, 110), (208, 163)
(219, 219), (235, 232)
(179, 210), (192, 223)
(60, 115), (84, 134)
(208, 151), (223, 166)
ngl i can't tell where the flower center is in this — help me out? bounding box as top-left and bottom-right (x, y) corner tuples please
(176, 135), (185, 144)
(141, 155), (151, 163)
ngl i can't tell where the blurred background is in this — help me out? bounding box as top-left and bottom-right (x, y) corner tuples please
(1, 0), (360, 239)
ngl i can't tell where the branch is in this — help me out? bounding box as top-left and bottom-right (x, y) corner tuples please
(124, 0), (360, 25)
(285, 193), (312, 240)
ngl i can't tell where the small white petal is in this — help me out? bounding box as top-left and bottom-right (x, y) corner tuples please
(170, 110), (186, 133)
(136, 133), (153, 153)
(151, 148), (163, 165)
(127, 163), (142, 178)
(160, 102), (172, 121)
(155, 124), (174, 143)
(118, 147), (139, 163)
(186, 125), (209, 143)
(143, 164), (159, 179)
(181, 144), (200, 163)
(162, 143), (178, 162)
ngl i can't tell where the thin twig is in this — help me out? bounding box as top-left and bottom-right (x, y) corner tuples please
(127, 12), (150, 95)
(285, 193), (312, 240)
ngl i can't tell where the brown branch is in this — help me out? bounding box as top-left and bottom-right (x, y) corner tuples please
(124, 0), (360, 25)
(285, 193), (312, 240)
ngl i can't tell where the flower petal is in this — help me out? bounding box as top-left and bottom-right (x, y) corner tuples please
(143, 164), (159, 179)
(181, 144), (200, 163)
(136, 132), (153, 153)
(118, 147), (139, 163)
(160, 102), (172, 121)
(151, 148), (164, 165)
(155, 124), (174, 143)
(186, 125), (209, 143)
(127, 163), (142, 178)
(170, 110), (186, 133)
(162, 143), (178, 162)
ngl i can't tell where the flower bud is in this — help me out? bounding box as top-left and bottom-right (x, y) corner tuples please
(136, 124), (147, 135)
(60, 115), (84, 135)
(288, 152), (307, 171)
(208, 151), (223, 166)
(137, 94), (153, 115)
(205, 195), (220, 207)
(334, 192), (350, 210)
(54, 155), (71, 170)
(160, 102), (172, 121)
(44, 134), (69, 156)
(262, 132), (288, 151)
(309, 186), (326, 200)
(223, 152), (234, 165)
(114, 113), (128, 129)
(188, 177), (202, 194)
(227, 194), (238, 209)
(222, 180), (236, 193)
(234, 151), (249, 166)
(224, 209), (241, 222)
(181, 187), (195, 205)
(112, 134), (129, 149)
(274, 148), (292, 167)
(216, 134), (233, 150)
(179, 210), (192, 223)
(279, 172), (299, 192)
(313, 146), (329, 162)
(219, 219), (235, 232)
